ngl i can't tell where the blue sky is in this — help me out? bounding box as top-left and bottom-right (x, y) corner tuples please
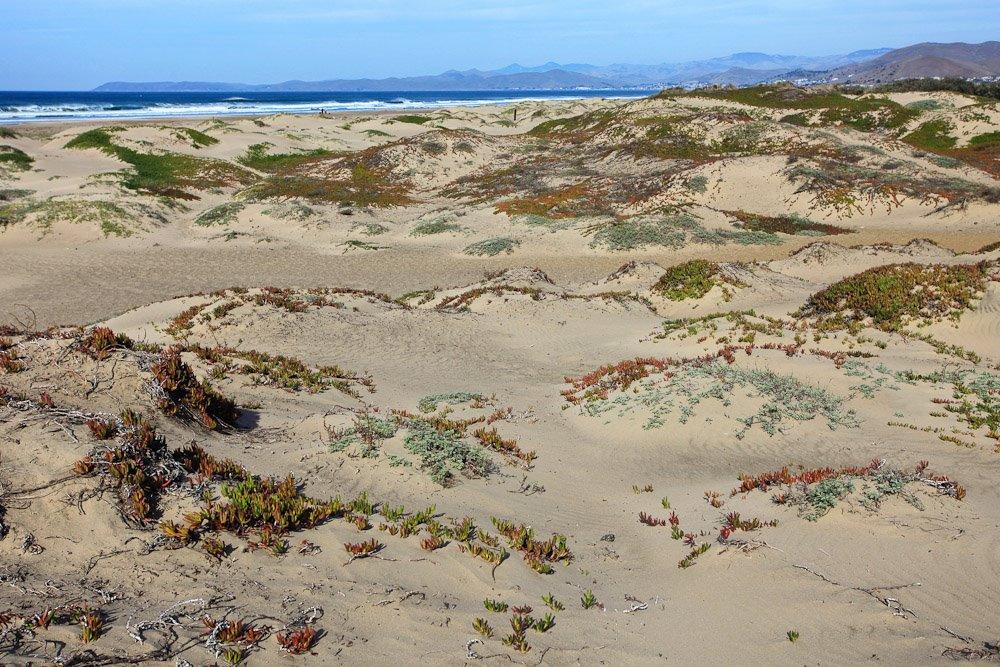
(1, 0), (997, 89)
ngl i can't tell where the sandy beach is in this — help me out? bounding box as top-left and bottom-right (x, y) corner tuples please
(1, 88), (998, 664)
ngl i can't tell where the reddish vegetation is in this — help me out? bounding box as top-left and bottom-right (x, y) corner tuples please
(639, 511), (666, 527)
(733, 459), (967, 500)
(276, 626), (318, 654)
(151, 348), (240, 429)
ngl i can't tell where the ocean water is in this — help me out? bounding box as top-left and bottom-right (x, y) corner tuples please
(0, 90), (647, 124)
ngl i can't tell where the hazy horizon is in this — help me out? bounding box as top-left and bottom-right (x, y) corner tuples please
(2, 0), (998, 90)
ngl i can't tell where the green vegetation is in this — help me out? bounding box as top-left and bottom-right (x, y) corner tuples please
(799, 262), (989, 330)
(903, 119), (957, 152)
(0, 198), (138, 236)
(685, 175), (709, 193)
(660, 85), (918, 132)
(655, 84), (919, 132)
(566, 357), (859, 436)
(0, 128), (16, 139)
(587, 215), (782, 251)
(653, 260), (738, 301)
(0, 145), (33, 171)
(241, 162), (412, 207)
(969, 131), (1000, 148)
(418, 391), (485, 413)
(464, 237), (519, 256)
(65, 127), (252, 199)
(175, 127), (219, 148)
(195, 202), (244, 226)
(403, 420), (494, 485)
(727, 211), (849, 236)
(841, 78), (1000, 102)
(392, 114), (434, 125)
(237, 142), (335, 172)
(412, 214), (463, 236)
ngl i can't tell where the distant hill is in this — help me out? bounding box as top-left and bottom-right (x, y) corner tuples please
(831, 41), (1000, 83)
(93, 48), (890, 92)
(94, 69), (616, 93)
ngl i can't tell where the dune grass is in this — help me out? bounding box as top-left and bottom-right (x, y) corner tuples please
(237, 142), (335, 173)
(0, 145), (33, 171)
(66, 128), (252, 199)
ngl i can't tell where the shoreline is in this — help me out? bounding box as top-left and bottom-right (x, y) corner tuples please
(0, 90), (649, 127)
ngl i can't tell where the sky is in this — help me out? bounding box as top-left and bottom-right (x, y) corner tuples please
(1, 0), (997, 90)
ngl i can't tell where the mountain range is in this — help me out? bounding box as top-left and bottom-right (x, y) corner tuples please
(93, 42), (999, 92)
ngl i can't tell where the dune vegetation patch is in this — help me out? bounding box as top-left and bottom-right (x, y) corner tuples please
(391, 114), (434, 125)
(464, 236), (520, 256)
(798, 262), (990, 331)
(725, 210), (850, 236)
(653, 260), (743, 301)
(563, 354), (860, 436)
(65, 127), (253, 199)
(495, 182), (612, 220)
(411, 214), (464, 236)
(734, 459), (965, 521)
(195, 201), (244, 226)
(585, 215), (781, 251)
(241, 162), (413, 208)
(173, 127), (219, 148)
(785, 158), (999, 215)
(0, 145), (33, 172)
(662, 85), (918, 132)
(903, 120), (1000, 178)
(237, 142), (336, 173)
(0, 197), (147, 237)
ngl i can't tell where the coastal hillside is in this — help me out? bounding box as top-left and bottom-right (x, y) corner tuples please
(833, 41), (1000, 82)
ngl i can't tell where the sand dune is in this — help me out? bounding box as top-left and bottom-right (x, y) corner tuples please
(1, 88), (998, 664)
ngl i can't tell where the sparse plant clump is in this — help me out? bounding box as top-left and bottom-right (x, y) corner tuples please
(563, 354), (859, 436)
(735, 460), (966, 520)
(190, 344), (373, 397)
(151, 348), (240, 429)
(276, 625), (318, 654)
(418, 391), (485, 413)
(0, 145), (33, 172)
(726, 210), (849, 236)
(195, 202), (244, 226)
(491, 517), (572, 574)
(798, 262), (989, 331)
(411, 215), (463, 236)
(240, 161), (412, 208)
(402, 419), (494, 485)
(653, 260), (742, 301)
(464, 237), (520, 256)
(586, 215), (781, 251)
(0, 198), (141, 237)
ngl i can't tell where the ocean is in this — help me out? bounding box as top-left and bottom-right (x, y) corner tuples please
(0, 90), (648, 124)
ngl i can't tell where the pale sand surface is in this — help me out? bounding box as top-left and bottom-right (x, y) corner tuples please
(0, 91), (998, 664)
